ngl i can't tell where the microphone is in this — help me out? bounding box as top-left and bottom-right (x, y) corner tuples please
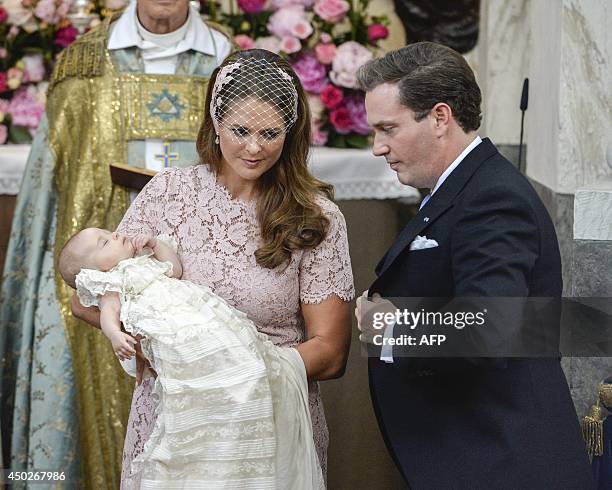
(520, 78), (529, 111)
(518, 78), (529, 174)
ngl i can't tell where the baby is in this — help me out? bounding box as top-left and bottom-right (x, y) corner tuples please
(59, 229), (180, 374)
(58, 228), (324, 490)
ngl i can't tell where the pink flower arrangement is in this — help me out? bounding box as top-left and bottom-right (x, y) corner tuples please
(313, 0), (350, 23)
(0, 0), (107, 144)
(219, 0), (388, 147)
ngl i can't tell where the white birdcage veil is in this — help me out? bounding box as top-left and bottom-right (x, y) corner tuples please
(209, 57), (299, 146)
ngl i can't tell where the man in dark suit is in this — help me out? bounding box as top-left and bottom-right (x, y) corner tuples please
(355, 42), (593, 489)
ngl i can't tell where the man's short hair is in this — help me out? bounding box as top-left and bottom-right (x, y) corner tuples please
(357, 41), (482, 132)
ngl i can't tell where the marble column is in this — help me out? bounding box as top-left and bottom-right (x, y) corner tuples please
(477, 0), (612, 417)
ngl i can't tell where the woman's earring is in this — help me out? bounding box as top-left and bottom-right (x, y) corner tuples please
(215, 134), (219, 144)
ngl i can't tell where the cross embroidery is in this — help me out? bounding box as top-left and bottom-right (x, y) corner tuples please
(155, 141), (179, 168)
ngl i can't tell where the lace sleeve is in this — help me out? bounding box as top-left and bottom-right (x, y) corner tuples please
(116, 168), (180, 236)
(75, 268), (124, 308)
(299, 198), (355, 304)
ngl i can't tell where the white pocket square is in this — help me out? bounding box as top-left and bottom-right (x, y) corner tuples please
(409, 235), (439, 251)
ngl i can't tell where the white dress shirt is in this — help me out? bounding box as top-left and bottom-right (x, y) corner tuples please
(380, 136), (482, 363)
(107, 0), (231, 171)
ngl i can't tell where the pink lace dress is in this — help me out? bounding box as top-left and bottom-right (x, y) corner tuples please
(116, 164), (354, 487)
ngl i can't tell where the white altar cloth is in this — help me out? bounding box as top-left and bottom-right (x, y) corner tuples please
(0, 145), (420, 202)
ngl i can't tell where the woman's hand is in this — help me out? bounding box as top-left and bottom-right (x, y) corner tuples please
(134, 338), (157, 385)
(110, 331), (137, 361)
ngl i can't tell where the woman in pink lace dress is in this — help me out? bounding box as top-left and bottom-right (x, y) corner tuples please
(85, 49), (355, 487)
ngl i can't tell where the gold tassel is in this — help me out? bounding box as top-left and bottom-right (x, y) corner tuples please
(582, 403), (605, 459)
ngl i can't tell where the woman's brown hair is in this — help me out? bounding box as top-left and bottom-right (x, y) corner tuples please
(197, 49), (334, 269)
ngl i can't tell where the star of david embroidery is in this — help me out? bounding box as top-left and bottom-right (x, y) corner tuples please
(147, 89), (186, 122)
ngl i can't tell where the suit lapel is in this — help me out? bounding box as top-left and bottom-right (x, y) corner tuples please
(376, 138), (499, 277)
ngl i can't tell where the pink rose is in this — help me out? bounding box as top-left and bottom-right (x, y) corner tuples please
(280, 36), (301, 54)
(8, 85), (45, 129)
(56, 0), (71, 19)
(4, 0), (37, 32)
(268, 5), (307, 39)
(344, 93), (370, 135)
(330, 41), (373, 89)
(0, 124), (7, 144)
(311, 121), (328, 146)
(22, 54), (45, 83)
(0, 7), (8, 23)
(255, 36), (281, 54)
(291, 20), (313, 40)
(234, 34), (255, 50)
(0, 48), (6, 59)
(314, 43), (336, 65)
(290, 51), (328, 93)
(0, 73), (7, 93)
(313, 0), (349, 23)
(54, 25), (78, 48)
(320, 83), (343, 109)
(105, 0), (128, 9)
(329, 106), (352, 134)
(237, 0), (267, 14)
(34, 0), (58, 24)
(368, 24), (389, 43)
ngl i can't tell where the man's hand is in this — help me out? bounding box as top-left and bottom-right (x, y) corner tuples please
(355, 290), (397, 344)
(131, 234), (157, 254)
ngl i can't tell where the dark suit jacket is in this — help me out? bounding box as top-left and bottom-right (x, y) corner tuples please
(368, 138), (593, 489)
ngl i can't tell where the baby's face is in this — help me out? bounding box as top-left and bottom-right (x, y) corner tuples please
(79, 228), (135, 271)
